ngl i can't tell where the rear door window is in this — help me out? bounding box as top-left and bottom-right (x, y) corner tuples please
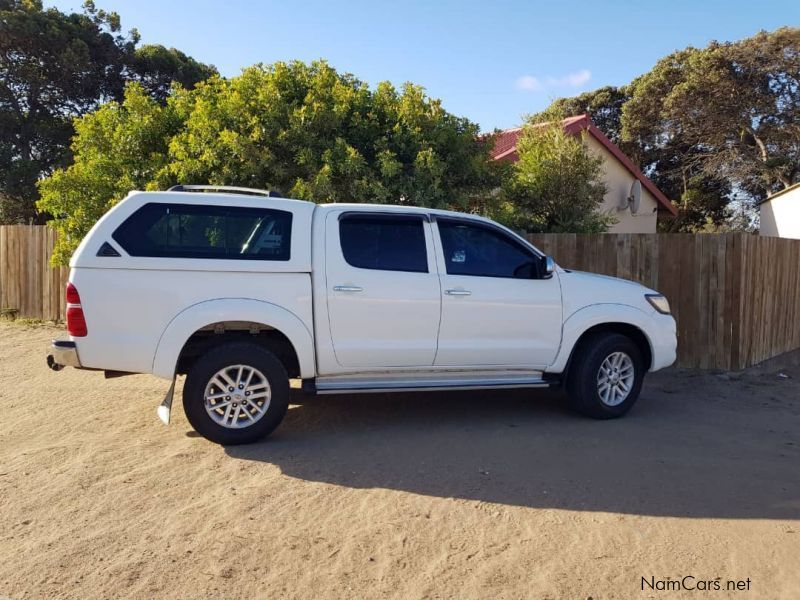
(339, 214), (428, 273)
(113, 203), (292, 260)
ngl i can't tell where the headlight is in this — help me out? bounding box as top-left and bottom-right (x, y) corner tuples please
(646, 294), (671, 315)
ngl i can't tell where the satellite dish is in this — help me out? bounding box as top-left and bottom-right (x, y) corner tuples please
(626, 180), (642, 214)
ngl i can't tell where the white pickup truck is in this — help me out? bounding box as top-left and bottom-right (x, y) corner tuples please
(47, 186), (676, 445)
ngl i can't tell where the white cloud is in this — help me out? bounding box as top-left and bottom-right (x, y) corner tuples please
(515, 69), (592, 92)
(515, 75), (543, 91)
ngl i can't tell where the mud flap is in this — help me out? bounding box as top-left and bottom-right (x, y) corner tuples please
(157, 377), (176, 425)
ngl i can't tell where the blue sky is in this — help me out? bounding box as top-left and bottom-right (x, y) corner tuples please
(52, 0), (799, 131)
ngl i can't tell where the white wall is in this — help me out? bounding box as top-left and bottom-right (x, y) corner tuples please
(584, 135), (658, 233)
(760, 185), (800, 239)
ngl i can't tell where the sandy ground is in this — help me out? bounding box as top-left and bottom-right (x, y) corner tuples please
(0, 322), (798, 599)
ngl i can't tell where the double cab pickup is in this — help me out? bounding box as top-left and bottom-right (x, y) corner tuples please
(48, 186), (677, 444)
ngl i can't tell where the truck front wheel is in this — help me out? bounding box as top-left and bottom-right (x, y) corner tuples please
(565, 332), (645, 419)
(183, 341), (290, 445)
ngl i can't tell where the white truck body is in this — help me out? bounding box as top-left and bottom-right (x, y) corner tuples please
(49, 188), (677, 443)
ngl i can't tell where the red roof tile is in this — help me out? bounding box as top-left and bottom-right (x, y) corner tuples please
(489, 127), (522, 161)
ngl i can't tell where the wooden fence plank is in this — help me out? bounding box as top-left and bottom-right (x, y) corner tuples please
(727, 234), (742, 370)
(712, 235), (725, 369)
(0, 226), (6, 311)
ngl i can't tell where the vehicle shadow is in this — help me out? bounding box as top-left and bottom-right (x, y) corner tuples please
(224, 372), (800, 519)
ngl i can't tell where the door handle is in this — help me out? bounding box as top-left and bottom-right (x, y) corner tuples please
(445, 289), (472, 296)
(333, 285), (364, 292)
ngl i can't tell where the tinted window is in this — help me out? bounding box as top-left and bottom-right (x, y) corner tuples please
(113, 203), (292, 260)
(438, 219), (539, 278)
(339, 215), (428, 273)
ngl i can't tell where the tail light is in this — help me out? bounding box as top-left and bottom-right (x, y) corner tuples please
(66, 282), (88, 337)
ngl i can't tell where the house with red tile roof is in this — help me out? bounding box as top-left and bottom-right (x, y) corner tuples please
(490, 115), (677, 233)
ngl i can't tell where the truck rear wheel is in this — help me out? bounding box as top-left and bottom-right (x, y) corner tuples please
(566, 332), (644, 419)
(183, 341), (289, 445)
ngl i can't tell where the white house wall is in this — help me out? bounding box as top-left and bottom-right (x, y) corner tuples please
(760, 186), (800, 239)
(584, 135), (658, 233)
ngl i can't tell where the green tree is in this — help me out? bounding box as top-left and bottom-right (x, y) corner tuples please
(0, 0), (214, 223)
(623, 28), (800, 228)
(39, 61), (500, 263)
(38, 84), (181, 263)
(496, 111), (613, 233)
(535, 27), (800, 232)
(166, 62), (496, 207)
(131, 44), (217, 102)
(660, 28), (800, 195)
(536, 86), (630, 146)
(1, 0), (131, 222)
(623, 47), (738, 232)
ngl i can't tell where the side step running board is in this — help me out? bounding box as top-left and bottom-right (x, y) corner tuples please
(310, 376), (553, 395)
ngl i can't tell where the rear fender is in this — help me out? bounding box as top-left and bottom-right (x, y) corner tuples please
(151, 298), (315, 380)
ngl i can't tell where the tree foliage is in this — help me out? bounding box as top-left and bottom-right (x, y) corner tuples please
(542, 86), (629, 146)
(39, 61), (501, 263)
(38, 84), (182, 263)
(130, 44), (217, 102)
(495, 110), (613, 234)
(0, 0), (215, 223)
(537, 27), (800, 232)
(641, 28), (800, 195)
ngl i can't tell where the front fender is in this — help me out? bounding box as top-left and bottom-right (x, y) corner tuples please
(151, 298), (315, 380)
(546, 303), (654, 373)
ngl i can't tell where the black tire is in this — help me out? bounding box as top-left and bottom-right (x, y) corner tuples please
(565, 332), (645, 419)
(183, 341), (289, 445)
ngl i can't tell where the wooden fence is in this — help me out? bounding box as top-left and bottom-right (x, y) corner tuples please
(1, 225), (799, 370)
(527, 233), (800, 370)
(0, 226), (69, 322)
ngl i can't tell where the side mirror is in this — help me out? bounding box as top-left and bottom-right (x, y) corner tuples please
(542, 255), (555, 279)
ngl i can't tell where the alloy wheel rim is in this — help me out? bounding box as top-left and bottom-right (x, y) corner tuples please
(203, 364), (271, 429)
(596, 351), (635, 407)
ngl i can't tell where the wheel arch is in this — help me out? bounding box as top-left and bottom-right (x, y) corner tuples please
(548, 304), (655, 376)
(151, 298), (315, 380)
(175, 324), (302, 379)
(566, 323), (652, 375)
